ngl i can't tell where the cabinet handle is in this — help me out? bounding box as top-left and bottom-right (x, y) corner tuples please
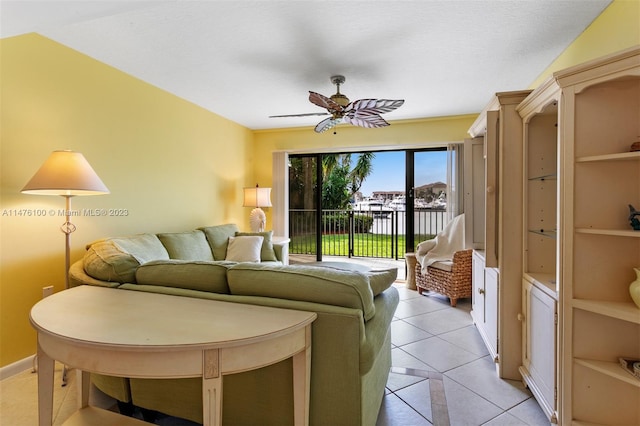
(478, 288), (485, 295)
(517, 313), (524, 321)
(486, 186), (494, 193)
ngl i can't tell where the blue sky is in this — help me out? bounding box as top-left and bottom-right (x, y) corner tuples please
(355, 150), (447, 197)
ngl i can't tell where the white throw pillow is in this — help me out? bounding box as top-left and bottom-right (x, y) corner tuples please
(225, 236), (264, 262)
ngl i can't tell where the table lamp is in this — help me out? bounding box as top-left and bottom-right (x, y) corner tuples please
(243, 184), (272, 232)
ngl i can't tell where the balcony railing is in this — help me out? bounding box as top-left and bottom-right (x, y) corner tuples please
(289, 208), (448, 260)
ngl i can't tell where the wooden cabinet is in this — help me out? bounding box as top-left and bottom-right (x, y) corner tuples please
(517, 82), (560, 423)
(471, 250), (499, 366)
(518, 46), (640, 425)
(468, 91), (531, 380)
(522, 280), (557, 422)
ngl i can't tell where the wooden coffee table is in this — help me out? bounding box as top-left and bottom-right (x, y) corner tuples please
(30, 285), (316, 426)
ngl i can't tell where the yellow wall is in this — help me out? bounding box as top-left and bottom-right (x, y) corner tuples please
(0, 34), (254, 366)
(252, 115), (477, 190)
(530, 0), (639, 88)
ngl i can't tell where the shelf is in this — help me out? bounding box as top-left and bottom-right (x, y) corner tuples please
(576, 151), (640, 163)
(575, 228), (640, 237)
(528, 229), (557, 238)
(572, 299), (640, 324)
(528, 173), (557, 181)
(574, 358), (640, 388)
(524, 273), (557, 296)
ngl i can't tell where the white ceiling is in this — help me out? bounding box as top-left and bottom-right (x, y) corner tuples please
(1, 0), (612, 130)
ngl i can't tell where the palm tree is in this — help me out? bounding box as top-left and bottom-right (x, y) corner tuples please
(321, 152), (375, 209)
(349, 152), (374, 195)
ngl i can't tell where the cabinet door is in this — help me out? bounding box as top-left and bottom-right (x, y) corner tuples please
(471, 251), (485, 317)
(484, 267), (499, 359)
(471, 252), (499, 363)
(523, 281), (557, 420)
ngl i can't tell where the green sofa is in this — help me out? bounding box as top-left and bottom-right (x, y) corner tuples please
(68, 224), (399, 426)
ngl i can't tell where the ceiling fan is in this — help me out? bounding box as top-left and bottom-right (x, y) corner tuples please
(270, 75), (404, 133)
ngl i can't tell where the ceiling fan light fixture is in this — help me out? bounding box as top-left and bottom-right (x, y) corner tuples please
(270, 74), (404, 133)
(330, 93), (350, 106)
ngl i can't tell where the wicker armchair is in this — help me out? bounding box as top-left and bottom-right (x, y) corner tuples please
(414, 249), (472, 307)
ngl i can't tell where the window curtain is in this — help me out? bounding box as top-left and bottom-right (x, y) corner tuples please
(446, 143), (464, 222)
(271, 151), (289, 237)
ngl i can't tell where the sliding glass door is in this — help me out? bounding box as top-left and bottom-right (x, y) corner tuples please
(288, 154), (321, 261)
(288, 148), (451, 261)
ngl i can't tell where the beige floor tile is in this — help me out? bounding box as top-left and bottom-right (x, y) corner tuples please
(401, 337), (481, 373)
(376, 392), (431, 426)
(446, 357), (531, 410)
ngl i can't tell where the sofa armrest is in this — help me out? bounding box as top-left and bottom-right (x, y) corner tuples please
(272, 237), (290, 265)
(68, 260), (121, 288)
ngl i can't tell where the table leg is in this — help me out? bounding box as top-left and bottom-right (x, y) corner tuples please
(292, 325), (312, 426)
(36, 340), (54, 426)
(203, 349), (222, 426)
(77, 370), (90, 409)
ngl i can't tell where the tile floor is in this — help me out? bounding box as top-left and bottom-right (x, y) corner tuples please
(378, 282), (549, 426)
(1, 259), (550, 425)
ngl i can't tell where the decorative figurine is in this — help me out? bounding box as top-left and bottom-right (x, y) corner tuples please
(629, 205), (640, 230)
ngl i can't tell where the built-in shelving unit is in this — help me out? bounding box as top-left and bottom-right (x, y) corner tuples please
(517, 81), (560, 424)
(467, 91), (531, 380)
(519, 46), (640, 425)
(566, 64), (640, 424)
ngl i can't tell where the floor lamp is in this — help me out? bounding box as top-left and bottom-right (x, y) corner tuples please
(22, 150), (109, 384)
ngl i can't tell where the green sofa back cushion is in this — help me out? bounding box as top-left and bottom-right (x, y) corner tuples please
(367, 268), (398, 296)
(227, 263), (376, 321)
(306, 262), (397, 296)
(235, 231), (278, 262)
(157, 230), (214, 261)
(199, 224), (239, 260)
(135, 260), (233, 293)
(83, 234), (169, 283)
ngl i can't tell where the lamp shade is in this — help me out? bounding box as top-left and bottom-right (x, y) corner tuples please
(21, 150), (109, 196)
(243, 185), (272, 208)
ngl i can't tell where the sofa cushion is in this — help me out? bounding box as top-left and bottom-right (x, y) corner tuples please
(199, 224), (239, 260)
(367, 268), (398, 296)
(225, 236), (263, 263)
(301, 262), (397, 296)
(227, 263), (376, 321)
(157, 230), (213, 261)
(235, 231), (278, 262)
(83, 234), (169, 283)
(135, 260), (233, 293)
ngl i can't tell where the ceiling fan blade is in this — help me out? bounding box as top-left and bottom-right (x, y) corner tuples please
(269, 112), (329, 118)
(342, 98), (404, 129)
(314, 117), (342, 133)
(346, 98), (404, 114)
(309, 91), (343, 113)
(344, 114), (390, 129)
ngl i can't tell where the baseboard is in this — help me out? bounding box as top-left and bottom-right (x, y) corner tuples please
(0, 354), (35, 380)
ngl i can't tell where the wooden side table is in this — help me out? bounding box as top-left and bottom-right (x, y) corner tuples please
(405, 252), (417, 290)
(30, 286), (316, 426)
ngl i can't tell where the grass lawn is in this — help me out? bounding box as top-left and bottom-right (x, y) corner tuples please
(290, 233), (435, 258)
